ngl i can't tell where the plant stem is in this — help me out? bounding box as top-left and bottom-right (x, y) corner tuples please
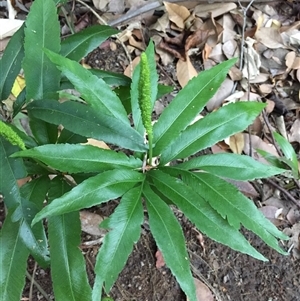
(148, 133), (153, 165)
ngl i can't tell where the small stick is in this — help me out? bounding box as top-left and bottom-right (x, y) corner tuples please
(264, 178), (300, 209)
(25, 270), (51, 301)
(28, 262), (37, 301)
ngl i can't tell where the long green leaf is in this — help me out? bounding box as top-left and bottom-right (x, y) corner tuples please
(32, 169), (145, 223)
(149, 169), (268, 260)
(176, 153), (285, 180)
(160, 102), (265, 164)
(13, 144), (142, 173)
(61, 25), (118, 61)
(153, 59), (236, 156)
(23, 0), (61, 100)
(143, 182), (196, 301)
(0, 24), (24, 100)
(17, 177), (51, 266)
(0, 210), (29, 301)
(26, 99), (147, 152)
(182, 171), (288, 252)
(48, 177), (92, 301)
(0, 137), (26, 208)
(93, 186), (144, 301)
(44, 49), (129, 125)
(273, 132), (299, 177)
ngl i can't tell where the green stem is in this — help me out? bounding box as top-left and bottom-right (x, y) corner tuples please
(148, 133), (153, 165)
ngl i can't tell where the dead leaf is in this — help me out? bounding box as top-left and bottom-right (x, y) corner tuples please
(185, 29), (211, 53)
(193, 3), (237, 19)
(83, 138), (110, 149)
(187, 278), (214, 301)
(243, 134), (279, 164)
(176, 56), (198, 87)
(283, 223), (300, 259)
(259, 206), (283, 226)
(0, 19), (24, 40)
(152, 35), (174, 65)
(92, 0), (109, 11)
(289, 118), (300, 143)
(80, 211), (106, 236)
(164, 2), (190, 30)
(229, 133), (244, 154)
(242, 37), (261, 80)
(155, 249), (165, 268)
(206, 77), (234, 111)
(255, 27), (285, 49)
(226, 179), (259, 198)
(124, 56), (140, 78)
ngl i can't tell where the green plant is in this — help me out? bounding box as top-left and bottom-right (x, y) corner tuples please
(257, 132), (299, 179)
(0, 0), (288, 301)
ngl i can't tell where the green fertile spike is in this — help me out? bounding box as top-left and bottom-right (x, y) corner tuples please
(0, 120), (26, 150)
(138, 52), (153, 164)
(138, 53), (152, 137)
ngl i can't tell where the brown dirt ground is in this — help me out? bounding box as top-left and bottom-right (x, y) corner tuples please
(1, 39), (300, 301)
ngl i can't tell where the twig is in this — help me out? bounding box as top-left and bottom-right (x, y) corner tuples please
(261, 108), (283, 157)
(29, 262), (37, 301)
(264, 178), (300, 209)
(25, 270), (51, 301)
(75, 0), (133, 75)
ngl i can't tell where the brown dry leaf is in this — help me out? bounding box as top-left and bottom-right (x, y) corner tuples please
(206, 78), (234, 111)
(84, 138), (110, 149)
(152, 35), (174, 65)
(289, 118), (300, 143)
(255, 27), (285, 49)
(259, 84), (273, 95)
(202, 43), (212, 60)
(155, 250), (165, 268)
(187, 278), (214, 301)
(80, 211), (106, 236)
(229, 133), (244, 154)
(207, 43), (224, 63)
(222, 39), (239, 59)
(259, 206), (283, 226)
(164, 2), (190, 29)
(150, 13), (170, 33)
(243, 134), (278, 164)
(200, 16), (223, 48)
(124, 56), (140, 78)
(226, 179), (259, 198)
(177, 57), (198, 87)
(193, 3), (237, 19)
(158, 39), (185, 60)
(0, 19), (24, 40)
(185, 29), (211, 53)
(228, 66), (242, 81)
(219, 13), (237, 43)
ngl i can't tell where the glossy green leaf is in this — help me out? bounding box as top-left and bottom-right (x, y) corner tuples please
(273, 132), (299, 177)
(89, 69), (131, 86)
(93, 186), (144, 301)
(17, 177), (51, 266)
(28, 115), (58, 144)
(26, 99), (147, 152)
(13, 88), (26, 117)
(143, 182), (196, 301)
(61, 25), (118, 61)
(176, 153), (285, 180)
(153, 59), (236, 156)
(44, 49), (129, 125)
(23, 0), (61, 100)
(48, 177), (92, 301)
(182, 171), (288, 252)
(0, 210), (29, 301)
(160, 102), (265, 165)
(0, 137), (25, 208)
(13, 144), (143, 173)
(32, 169), (145, 223)
(149, 169), (268, 261)
(0, 24), (24, 100)
(57, 128), (87, 144)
